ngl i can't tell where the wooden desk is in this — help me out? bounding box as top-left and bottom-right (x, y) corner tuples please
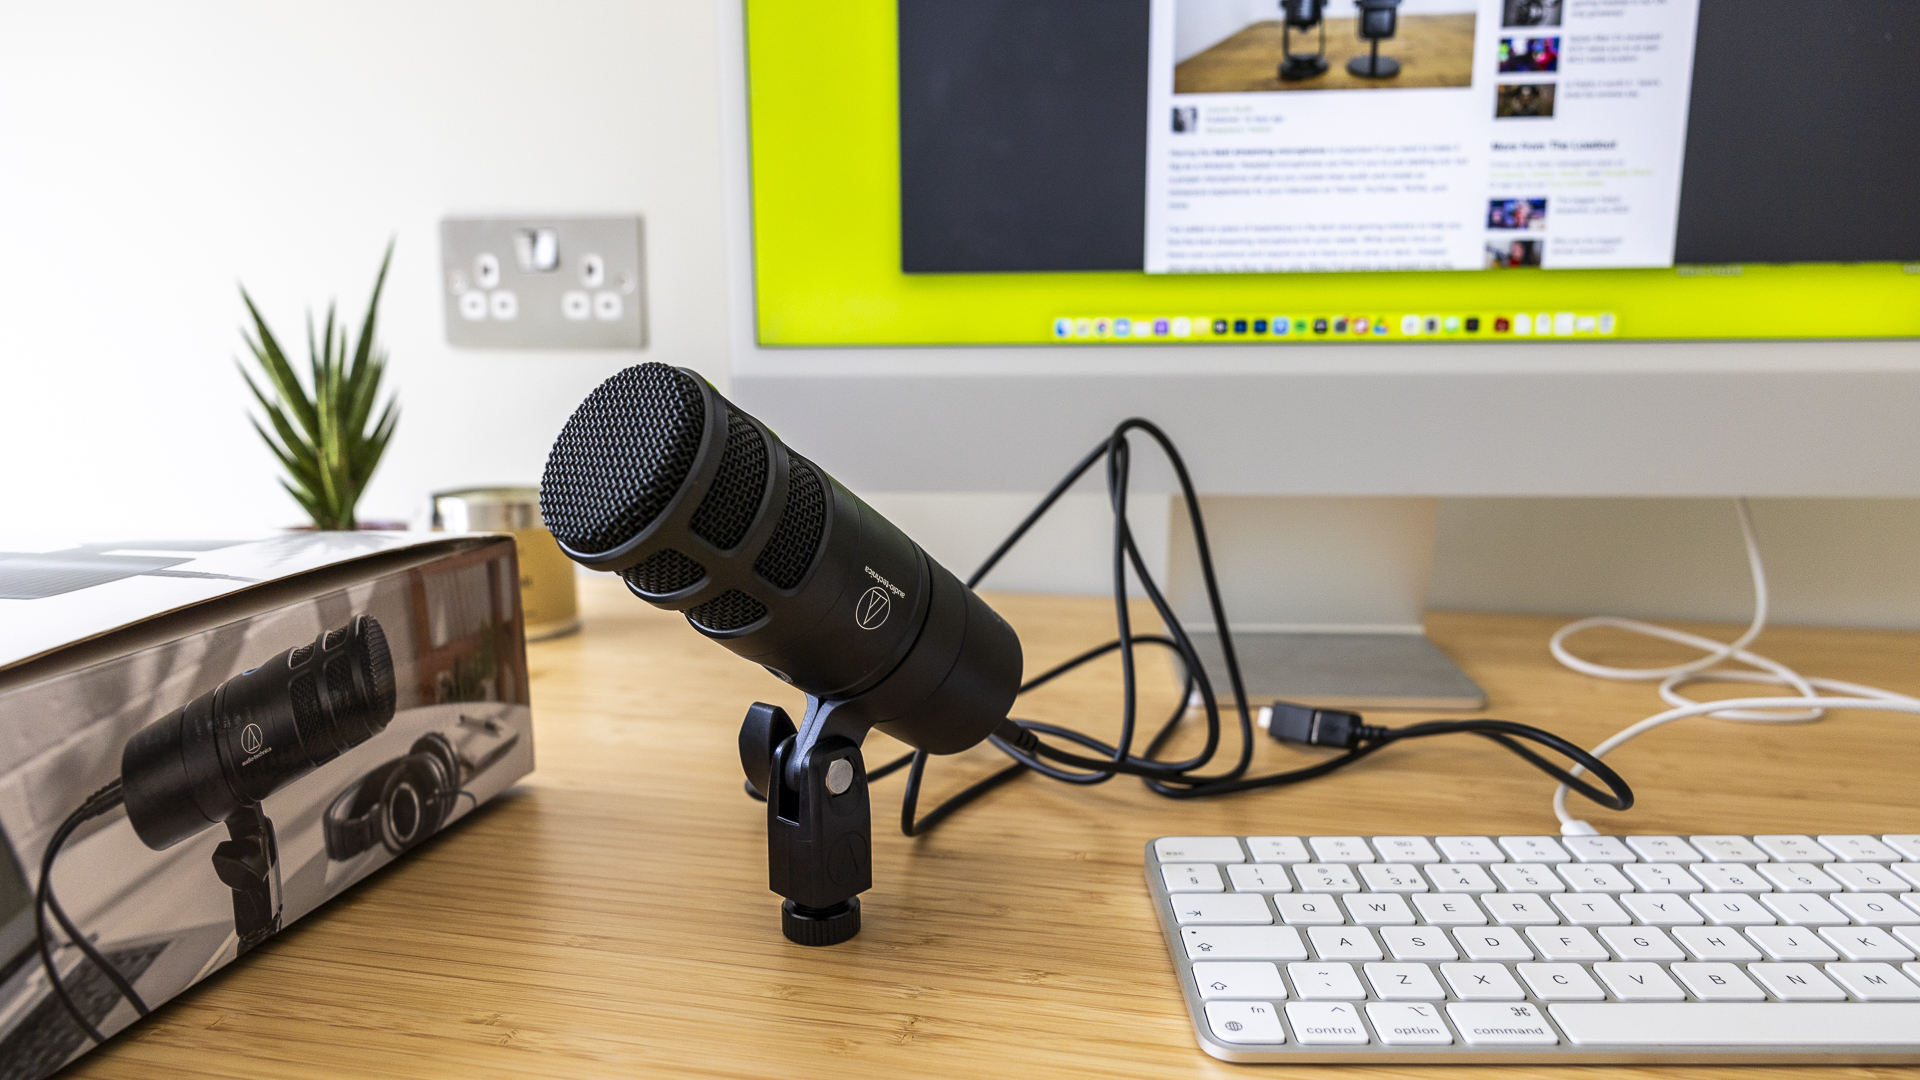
(71, 576), (1920, 1079)
(1176, 16), (1477, 95)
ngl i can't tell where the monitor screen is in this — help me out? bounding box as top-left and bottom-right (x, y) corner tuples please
(745, 0), (1920, 346)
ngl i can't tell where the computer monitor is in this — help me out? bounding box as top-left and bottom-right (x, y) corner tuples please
(720, 0), (1920, 707)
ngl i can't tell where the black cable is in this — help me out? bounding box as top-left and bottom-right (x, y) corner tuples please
(878, 417), (1633, 834)
(37, 779), (151, 1045)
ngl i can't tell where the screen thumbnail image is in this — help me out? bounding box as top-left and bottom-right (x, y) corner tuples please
(1486, 238), (1543, 267)
(1498, 36), (1558, 73)
(1495, 81), (1555, 117)
(1172, 0), (1476, 94)
(1487, 198), (1547, 230)
(1501, 0), (1562, 28)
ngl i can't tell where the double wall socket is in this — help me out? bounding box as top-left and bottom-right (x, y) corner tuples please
(440, 217), (646, 348)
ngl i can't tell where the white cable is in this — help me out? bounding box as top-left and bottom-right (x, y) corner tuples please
(1548, 498), (1920, 834)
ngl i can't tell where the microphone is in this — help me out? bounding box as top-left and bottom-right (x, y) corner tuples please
(540, 362), (1022, 944)
(122, 615), (397, 850)
(539, 362), (1022, 755)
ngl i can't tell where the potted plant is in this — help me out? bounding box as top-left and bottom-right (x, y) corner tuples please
(237, 241), (400, 530)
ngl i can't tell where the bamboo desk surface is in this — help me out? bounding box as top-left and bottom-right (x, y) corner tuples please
(71, 574), (1920, 1080)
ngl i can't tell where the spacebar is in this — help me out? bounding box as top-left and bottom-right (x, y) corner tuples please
(1551, 1003), (1920, 1047)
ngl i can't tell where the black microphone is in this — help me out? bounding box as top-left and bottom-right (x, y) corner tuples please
(539, 362), (1022, 755)
(122, 615), (397, 850)
(540, 363), (1022, 944)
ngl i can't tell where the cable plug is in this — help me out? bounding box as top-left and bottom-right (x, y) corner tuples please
(1259, 701), (1387, 750)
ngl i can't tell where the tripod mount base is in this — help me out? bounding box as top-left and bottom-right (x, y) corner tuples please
(782, 898), (861, 947)
(1347, 52), (1401, 78)
(1279, 55), (1329, 81)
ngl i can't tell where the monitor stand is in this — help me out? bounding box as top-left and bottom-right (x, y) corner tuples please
(1166, 496), (1484, 711)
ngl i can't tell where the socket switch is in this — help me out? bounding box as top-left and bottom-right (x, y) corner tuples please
(441, 216), (645, 349)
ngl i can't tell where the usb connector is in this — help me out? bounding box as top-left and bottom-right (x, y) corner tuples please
(1258, 701), (1384, 750)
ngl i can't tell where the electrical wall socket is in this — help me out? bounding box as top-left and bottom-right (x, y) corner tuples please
(440, 217), (645, 349)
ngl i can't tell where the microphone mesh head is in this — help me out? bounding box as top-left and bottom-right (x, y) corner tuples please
(541, 364), (708, 555)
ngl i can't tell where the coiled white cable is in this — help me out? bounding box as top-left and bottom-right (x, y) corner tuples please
(1548, 498), (1920, 835)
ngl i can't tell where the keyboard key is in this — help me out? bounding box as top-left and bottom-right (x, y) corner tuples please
(1550, 893), (1632, 926)
(1831, 893), (1920, 926)
(1526, 926), (1611, 962)
(1366, 1001), (1453, 1045)
(1308, 925), (1382, 961)
(1900, 927), (1920, 953)
(1673, 962), (1766, 1000)
(1245, 836), (1310, 863)
(1423, 863), (1494, 893)
(1819, 835), (1902, 863)
(1342, 893), (1416, 926)
(1891, 864), (1920, 890)
(1162, 864), (1224, 892)
(1759, 893), (1849, 926)
(1448, 1002), (1559, 1045)
(1440, 962), (1526, 1000)
(1434, 836), (1504, 863)
(1623, 863), (1703, 893)
(1757, 862), (1840, 893)
(1225, 864), (1292, 892)
(1558, 863), (1634, 894)
(1192, 961), (1289, 999)
(1156, 837), (1244, 863)
(1830, 864), (1907, 892)
(1746, 925), (1839, 962)
(1819, 926), (1915, 962)
(1285, 1001), (1368, 1044)
(1410, 893), (1486, 926)
(1380, 926), (1457, 961)
(1599, 925), (1685, 962)
(1887, 836), (1920, 861)
(1691, 836), (1768, 863)
(1294, 864), (1360, 893)
(1183, 925), (1308, 960)
(1621, 893), (1705, 925)
(1673, 926), (1762, 961)
(1551, 1001), (1920, 1046)
(1626, 836), (1703, 863)
(1172, 893), (1273, 924)
(1357, 864), (1429, 893)
(1693, 864), (1772, 893)
(1273, 895), (1347, 925)
(1499, 836), (1571, 863)
(1564, 835), (1636, 863)
(1309, 836), (1375, 863)
(1485, 893), (1560, 926)
(1364, 962), (1446, 1000)
(1748, 962), (1846, 1000)
(1371, 836), (1439, 863)
(1825, 962), (1920, 1000)
(1490, 864), (1565, 893)
(1205, 1000), (1286, 1044)
(1518, 962), (1606, 1000)
(1455, 925), (1535, 961)
(1593, 962), (1686, 1001)
(1287, 962), (1366, 1000)
(1755, 835), (1834, 863)
(1690, 894), (1775, 926)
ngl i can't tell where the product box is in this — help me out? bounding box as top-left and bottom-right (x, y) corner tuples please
(0, 533), (536, 1080)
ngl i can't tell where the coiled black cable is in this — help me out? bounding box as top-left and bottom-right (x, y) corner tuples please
(754, 418), (1634, 834)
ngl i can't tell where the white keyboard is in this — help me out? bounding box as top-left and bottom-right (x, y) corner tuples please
(1146, 833), (1920, 1063)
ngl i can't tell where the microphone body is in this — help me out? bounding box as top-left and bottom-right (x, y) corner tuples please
(540, 363), (1021, 755)
(122, 615), (397, 850)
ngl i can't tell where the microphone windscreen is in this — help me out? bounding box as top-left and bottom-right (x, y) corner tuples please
(541, 364), (708, 555)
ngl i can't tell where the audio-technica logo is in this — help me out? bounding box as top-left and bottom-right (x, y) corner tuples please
(854, 587), (891, 630)
(241, 723), (264, 754)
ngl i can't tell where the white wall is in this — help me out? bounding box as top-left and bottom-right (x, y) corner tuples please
(0, 0), (728, 545)
(4, 2), (1917, 630)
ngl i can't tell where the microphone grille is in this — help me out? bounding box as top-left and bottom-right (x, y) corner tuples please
(541, 364), (708, 554)
(752, 460), (827, 589)
(687, 408), (769, 550)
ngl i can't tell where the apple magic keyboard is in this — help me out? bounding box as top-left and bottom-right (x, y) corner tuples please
(1147, 833), (1920, 1063)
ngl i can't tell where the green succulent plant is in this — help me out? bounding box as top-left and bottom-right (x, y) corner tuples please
(237, 241), (399, 531)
